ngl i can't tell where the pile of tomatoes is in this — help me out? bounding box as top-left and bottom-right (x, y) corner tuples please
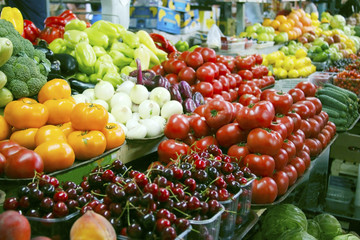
(158, 81), (336, 204)
(151, 48), (275, 103)
(0, 79), (125, 179)
(335, 68), (360, 95)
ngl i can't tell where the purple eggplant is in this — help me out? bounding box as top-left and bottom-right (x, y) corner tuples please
(153, 75), (170, 89)
(178, 81), (192, 99)
(192, 92), (205, 107)
(170, 84), (183, 103)
(183, 98), (196, 113)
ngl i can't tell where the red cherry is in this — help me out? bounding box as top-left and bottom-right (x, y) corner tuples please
(157, 188), (170, 202)
(156, 218), (171, 233)
(53, 191), (68, 202)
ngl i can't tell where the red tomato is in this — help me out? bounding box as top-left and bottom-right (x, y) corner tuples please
(232, 102), (243, 113)
(247, 128), (283, 156)
(273, 148), (289, 171)
(295, 82), (317, 97)
(183, 134), (196, 146)
(283, 164), (298, 186)
(288, 88), (306, 103)
(216, 55), (235, 72)
(300, 119), (312, 138)
(196, 66), (215, 83)
(269, 122), (288, 140)
(216, 62), (231, 76)
(158, 140), (189, 164)
(0, 153), (5, 175)
(169, 60), (187, 74)
(253, 54), (263, 65)
(242, 154), (275, 177)
(326, 121), (336, 133)
(305, 97), (322, 115)
(226, 74), (237, 89)
(308, 118), (321, 138)
(192, 136), (218, 152)
(220, 91), (232, 102)
(195, 82), (213, 98)
(189, 115), (211, 138)
(227, 143), (250, 164)
(231, 73), (242, 87)
(229, 89), (239, 102)
(216, 123), (248, 148)
(304, 138), (322, 157)
(168, 51), (180, 59)
(296, 150), (311, 169)
(320, 111), (329, 125)
(317, 132), (328, 149)
(211, 95), (224, 102)
(237, 70), (253, 80)
(252, 86), (262, 98)
(288, 132), (305, 152)
(237, 84), (253, 96)
(274, 115), (294, 137)
(218, 75), (230, 91)
(296, 129), (306, 141)
(320, 128), (332, 145)
(212, 80), (223, 95)
(185, 52), (204, 69)
(203, 62), (219, 79)
(203, 99), (233, 129)
(289, 156), (306, 177)
(0, 140), (20, 154)
(313, 114), (325, 130)
(178, 67), (196, 85)
(1, 145), (23, 158)
(238, 94), (259, 106)
(252, 177), (278, 204)
(263, 76), (275, 86)
(260, 89), (276, 101)
(151, 65), (165, 76)
(178, 51), (190, 61)
(236, 101), (275, 130)
(236, 56), (256, 70)
(282, 139), (297, 159)
(199, 48), (217, 63)
(272, 171), (289, 196)
(4, 148), (43, 178)
(165, 73), (179, 84)
(265, 91), (293, 115)
(302, 144), (311, 156)
(297, 100), (316, 118)
(286, 111), (302, 131)
(164, 114), (190, 140)
(194, 104), (206, 117)
(251, 66), (264, 79)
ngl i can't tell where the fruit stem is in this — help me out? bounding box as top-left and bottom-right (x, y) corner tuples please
(173, 207), (191, 218)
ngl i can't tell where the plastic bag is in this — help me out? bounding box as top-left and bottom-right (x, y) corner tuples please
(206, 24), (224, 48)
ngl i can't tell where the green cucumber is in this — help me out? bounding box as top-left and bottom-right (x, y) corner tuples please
(316, 88), (352, 106)
(329, 117), (347, 126)
(317, 94), (348, 111)
(324, 83), (358, 102)
(322, 107), (340, 118)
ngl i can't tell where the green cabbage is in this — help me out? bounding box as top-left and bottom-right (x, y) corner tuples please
(307, 219), (321, 239)
(278, 229), (317, 240)
(313, 213), (343, 240)
(333, 234), (360, 240)
(261, 204), (308, 240)
(330, 15), (346, 29)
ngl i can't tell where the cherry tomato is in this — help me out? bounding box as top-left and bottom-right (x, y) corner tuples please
(238, 70), (253, 80)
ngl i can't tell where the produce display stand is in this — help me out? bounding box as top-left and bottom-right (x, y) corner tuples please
(336, 115), (360, 133)
(233, 210), (259, 239)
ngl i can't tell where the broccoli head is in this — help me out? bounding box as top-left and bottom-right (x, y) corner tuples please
(0, 19), (24, 56)
(34, 49), (51, 76)
(27, 76), (47, 96)
(14, 63), (31, 82)
(6, 80), (30, 99)
(22, 38), (35, 58)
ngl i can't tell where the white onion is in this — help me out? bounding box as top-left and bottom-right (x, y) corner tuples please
(131, 113), (140, 121)
(111, 105), (132, 124)
(110, 92), (132, 110)
(118, 123), (128, 135)
(138, 100), (160, 119)
(107, 112), (116, 123)
(72, 94), (89, 104)
(149, 87), (171, 107)
(161, 100), (183, 119)
(150, 116), (166, 129)
(126, 118), (140, 130)
(82, 89), (95, 102)
(126, 124), (147, 139)
(129, 84), (149, 104)
(131, 103), (139, 112)
(92, 99), (109, 111)
(95, 80), (115, 101)
(116, 80), (135, 95)
(140, 119), (162, 137)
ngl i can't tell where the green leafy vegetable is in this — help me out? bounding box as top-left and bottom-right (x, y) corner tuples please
(333, 234), (360, 240)
(313, 213), (343, 240)
(307, 219), (321, 239)
(278, 229), (317, 240)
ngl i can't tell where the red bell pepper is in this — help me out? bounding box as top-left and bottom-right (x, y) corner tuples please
(38, 26), (64, 44)
(149, 33), (177, 54)
(59, 10), (78, 23)
(44, 16), (66, 28)
(22, 19), (40, 44)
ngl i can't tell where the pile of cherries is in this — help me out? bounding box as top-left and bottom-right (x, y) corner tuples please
(3, 173), (94, 219)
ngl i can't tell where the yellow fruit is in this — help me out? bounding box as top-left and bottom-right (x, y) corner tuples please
(278, 51), (285, 60)
(263, 18), (272, 26)
(262, 58), (268, 66)
(298, 68), (307, 78)
(273, 67), (279, 76)
(275, 60), (284, 68)
(288, 69), (299, 78)
(295, 58), (306, 69)
(266, 53), (277, 64)
(295, 49), (307, 59)
(311, 12), (318, 20)
(304, 57), (312, 66)
(283, 59), (295, 71)
(278, 68), (288, 79)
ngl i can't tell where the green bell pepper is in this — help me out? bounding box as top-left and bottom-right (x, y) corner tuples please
(189, 45), (200, 52)
(175, 40), (189, 52)
(93, 46), (107, 58)
(64, 30), (89, 49)
(91, 20), (120, 40)
(121, 66), (136, 75)
(65, 19), (87, 31)
(121, 30), (140, 49)
(109, 50), (132, 68)
(140, 44), (160, 68)
(49, 38), (67, 54)
(111, 42), (134, 58)
(103, 71), (122, 87)
(136, 30), (167, 62)
(75, 42), (96, 75)
(74, 72), (90, 83)
(84, 28), (109, 49)
(89, 73), (100, 83)
(95, 57), (118, 79)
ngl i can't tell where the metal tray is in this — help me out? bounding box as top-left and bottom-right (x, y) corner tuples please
(125, 134), (165, 142)
(0, 144), (124, 183)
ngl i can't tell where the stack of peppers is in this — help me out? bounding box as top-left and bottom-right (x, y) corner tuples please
(149, 33), (177, 55)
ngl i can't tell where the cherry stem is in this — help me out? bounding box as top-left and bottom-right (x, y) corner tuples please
(167, 187), (180, 203)
(173, 207), (191, 218)
(191, 228), (200, 234)
(90, 190), (106, 197)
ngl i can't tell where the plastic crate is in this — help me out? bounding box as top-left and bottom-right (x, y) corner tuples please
(312, 60), (330, 71)
(188, 205), (225, 240)
(325, 175), (354, 213)
(308, 72), (337, 87)
(218, 189), (242, 240)
(117, 225), (192, 240)
(27, 211), (80, 240)
(237, 178), (255, 227)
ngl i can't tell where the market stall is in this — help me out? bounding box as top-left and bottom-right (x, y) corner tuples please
(0, 0), (360, 239)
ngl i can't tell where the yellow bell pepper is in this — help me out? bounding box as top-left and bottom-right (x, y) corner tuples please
(0, 7), (23, 34)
